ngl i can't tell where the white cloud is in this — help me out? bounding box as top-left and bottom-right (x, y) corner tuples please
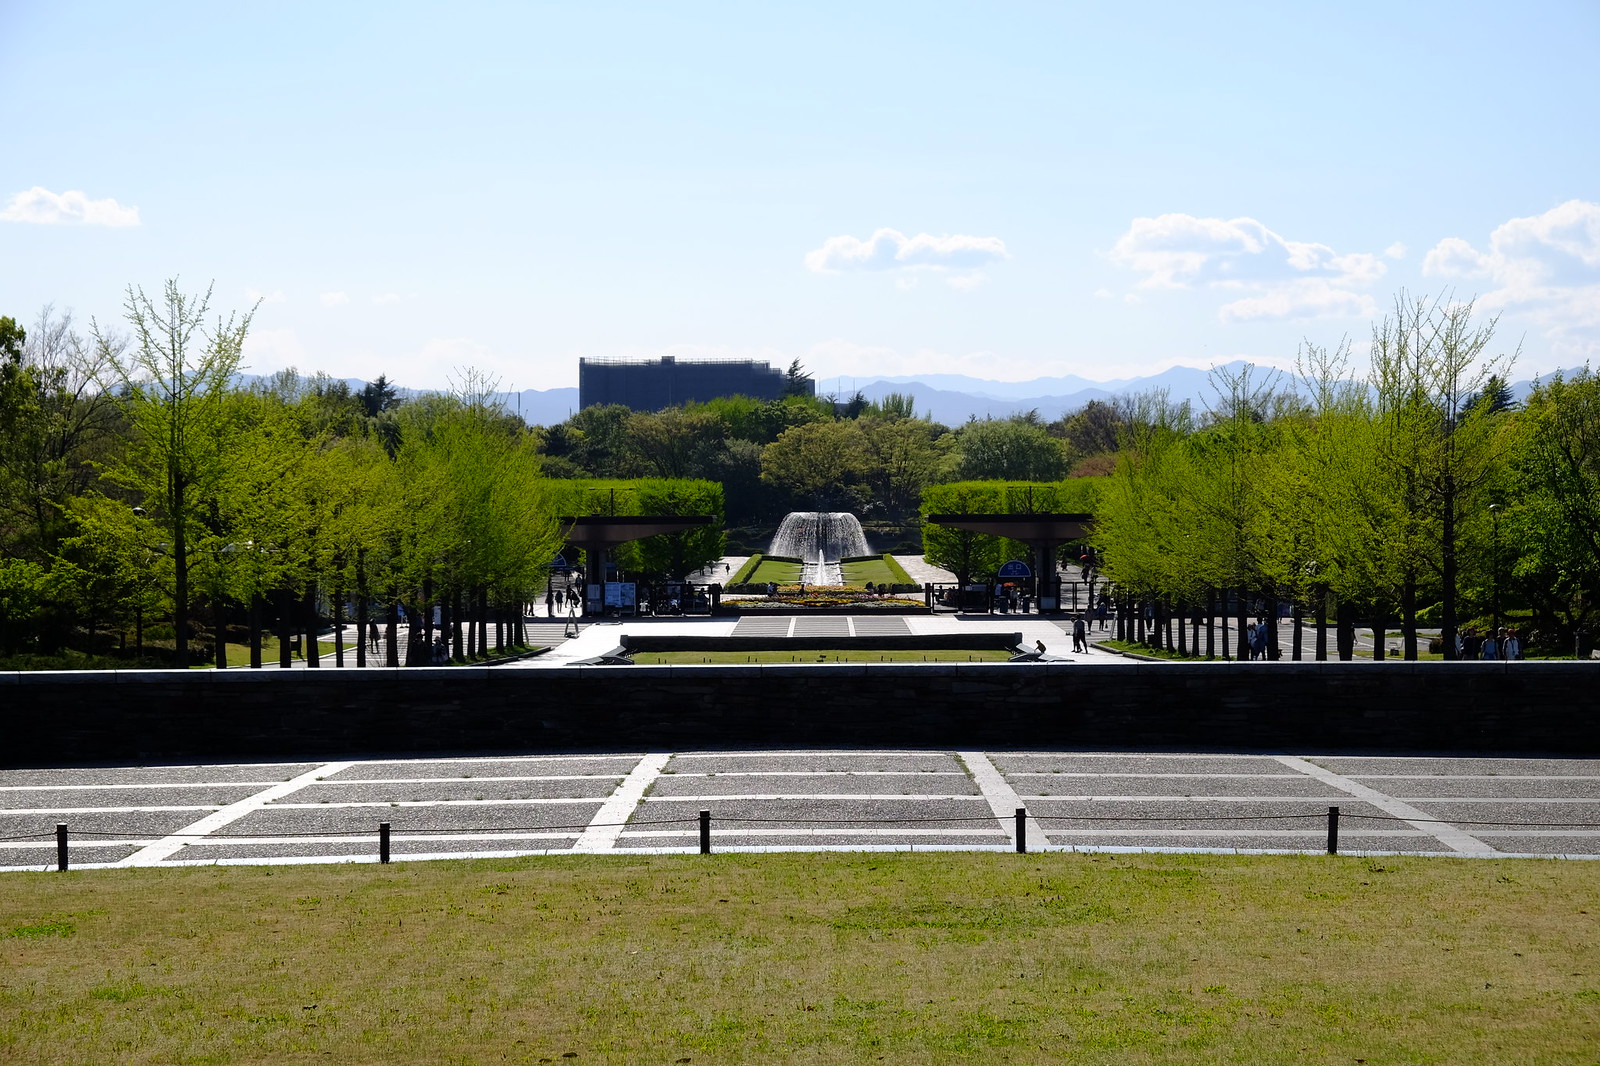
(1424, 200), (1600, 358)
(244, 287), (286, 305)
(804, 227), (1008, 289)
(1385, 242), (1407, 260)
(1109, 212), (1387, 321)
(319, 291), (350, 307)
(0, 186), (140, 226)
(1218, 281), (1374, 323)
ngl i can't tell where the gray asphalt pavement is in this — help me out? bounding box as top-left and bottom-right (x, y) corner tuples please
(4, 750), (1596, 871)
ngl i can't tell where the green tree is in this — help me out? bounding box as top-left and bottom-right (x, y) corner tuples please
(1366, 291), (1515, 658)
(96, 281), (257, 667)
(859, 416), (947, 521)
(782, 359), (812, 398)
(953, 418), (1066, 481)
(760, 420), (869, 510)
(1507, 368), (1600, 648)
(0, 307), (123, 564)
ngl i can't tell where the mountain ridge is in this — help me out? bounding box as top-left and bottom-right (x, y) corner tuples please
(243, 362), (1583, 429)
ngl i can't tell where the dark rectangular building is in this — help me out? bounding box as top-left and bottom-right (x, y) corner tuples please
(579, 356), (809, 411)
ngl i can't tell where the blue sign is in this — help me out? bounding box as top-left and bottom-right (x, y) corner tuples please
(997, 559), (1032, 578)
(548, 553), (569, 569)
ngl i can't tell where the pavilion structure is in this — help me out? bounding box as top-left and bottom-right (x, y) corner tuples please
(923, 512), (1094, 611)
(558, 514), (717, 591)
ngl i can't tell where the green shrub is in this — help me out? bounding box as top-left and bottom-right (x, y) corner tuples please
(728, 555), (763, 584)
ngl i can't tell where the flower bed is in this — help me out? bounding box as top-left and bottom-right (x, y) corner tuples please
(726, 585), (926, 611)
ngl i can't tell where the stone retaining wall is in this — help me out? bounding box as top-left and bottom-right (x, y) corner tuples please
(5, 661), (1598, 766)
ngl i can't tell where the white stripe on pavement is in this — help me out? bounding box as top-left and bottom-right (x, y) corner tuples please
(573, 752), (670, 852)
(115, 761), (355, 867)
(1275, 756), (1494, 854)
(958, 751), (1047, 848)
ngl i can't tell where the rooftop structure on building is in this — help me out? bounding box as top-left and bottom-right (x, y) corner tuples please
(579, 356), (811, 411)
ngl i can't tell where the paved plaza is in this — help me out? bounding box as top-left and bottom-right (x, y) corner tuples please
(4, 749), (1596, 872)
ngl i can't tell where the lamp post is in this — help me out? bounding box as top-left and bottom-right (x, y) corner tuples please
(1489, 503), (1501, 638)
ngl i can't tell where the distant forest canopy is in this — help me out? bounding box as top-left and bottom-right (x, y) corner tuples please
(3, 283), (1598, 660)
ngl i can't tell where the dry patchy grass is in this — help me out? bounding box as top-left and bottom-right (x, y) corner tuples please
(3, 853), (1597, 1064)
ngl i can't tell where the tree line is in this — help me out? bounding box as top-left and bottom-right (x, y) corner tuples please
(1091, 292), (1598, 659)
(0, 284), (717, 666)
(535, 380), (1124, 531)
(7, 281), (1594, 664)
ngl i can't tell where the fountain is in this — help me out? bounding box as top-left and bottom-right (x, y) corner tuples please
(768, 512), (871, 585)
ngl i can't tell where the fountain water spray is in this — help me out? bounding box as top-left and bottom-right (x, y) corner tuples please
(768, 512), (871, 585)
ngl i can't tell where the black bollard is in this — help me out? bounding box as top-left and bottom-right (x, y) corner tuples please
(1015, 808), (1027, 854)
(379, 822), (391, 864)
(699, 809), (711, 855)
(56, 823), (68, 872)
(1327, 806), (1340, 855)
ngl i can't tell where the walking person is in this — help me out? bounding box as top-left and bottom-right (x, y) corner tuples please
(1481, 629), (1500, 660)
(1502, 628), (1522, 660)
(1072, 614), (1088, 653)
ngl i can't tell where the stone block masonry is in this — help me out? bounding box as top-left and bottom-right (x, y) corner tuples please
(5, 661), (1598, 766)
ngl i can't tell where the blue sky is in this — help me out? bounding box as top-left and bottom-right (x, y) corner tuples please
(2, 1), (1597, 394)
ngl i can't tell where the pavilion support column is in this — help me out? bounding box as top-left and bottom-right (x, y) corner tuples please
(1035, 540), (1056, 612)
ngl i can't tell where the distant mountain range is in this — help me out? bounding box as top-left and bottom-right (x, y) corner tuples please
(256, 363), (1581, 429)
(492, 361), (1576, 428)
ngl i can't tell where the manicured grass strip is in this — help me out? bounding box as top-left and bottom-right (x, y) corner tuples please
(747, 558), (803, 584)
(629, 649), (1014, 663)
(839, 557), (899, 585)
(3, 853), (1595, 1064)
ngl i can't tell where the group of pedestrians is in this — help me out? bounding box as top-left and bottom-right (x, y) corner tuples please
(1463, 627), (1524, 660)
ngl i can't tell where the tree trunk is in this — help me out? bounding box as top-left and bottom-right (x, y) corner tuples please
(1441, 471), (1459, 660)
(1265, 590), (1281, 661)
(1401, 574), (1419, 661)
(421, 577), (434, 653)
(304, 584), (320, 668)
(1315, 587), (1328, 662)
(355, 550), (368, 669)
(1336, 599), (1355, 661)
(214, 600), (228, 669)
(172, 473), (189, 669)
(250, 593), (262, 669)
(1206, 588), (1216, 658)
(477, 586), (489, 655)
(452, 586), (466, 660)
(279, 592), (293, 668)
(1220, 589), (1230, 660)
(333, 584), (345, 668)
(1235, 592), (1249, 662)
(385, 596), (400, 667)
(1291, 600), (1303, 661)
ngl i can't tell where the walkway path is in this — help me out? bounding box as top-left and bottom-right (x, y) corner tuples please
(7, 750), (1593, 870)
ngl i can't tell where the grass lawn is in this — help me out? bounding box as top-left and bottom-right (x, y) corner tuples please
(746, 558), (803, 585)
(839, 558), (898, 585)
(629, 649), (1014, 664)
(213, 636), (340, 668)
(3, 853), (1594, 1064)
(208, 640), (538, 668)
